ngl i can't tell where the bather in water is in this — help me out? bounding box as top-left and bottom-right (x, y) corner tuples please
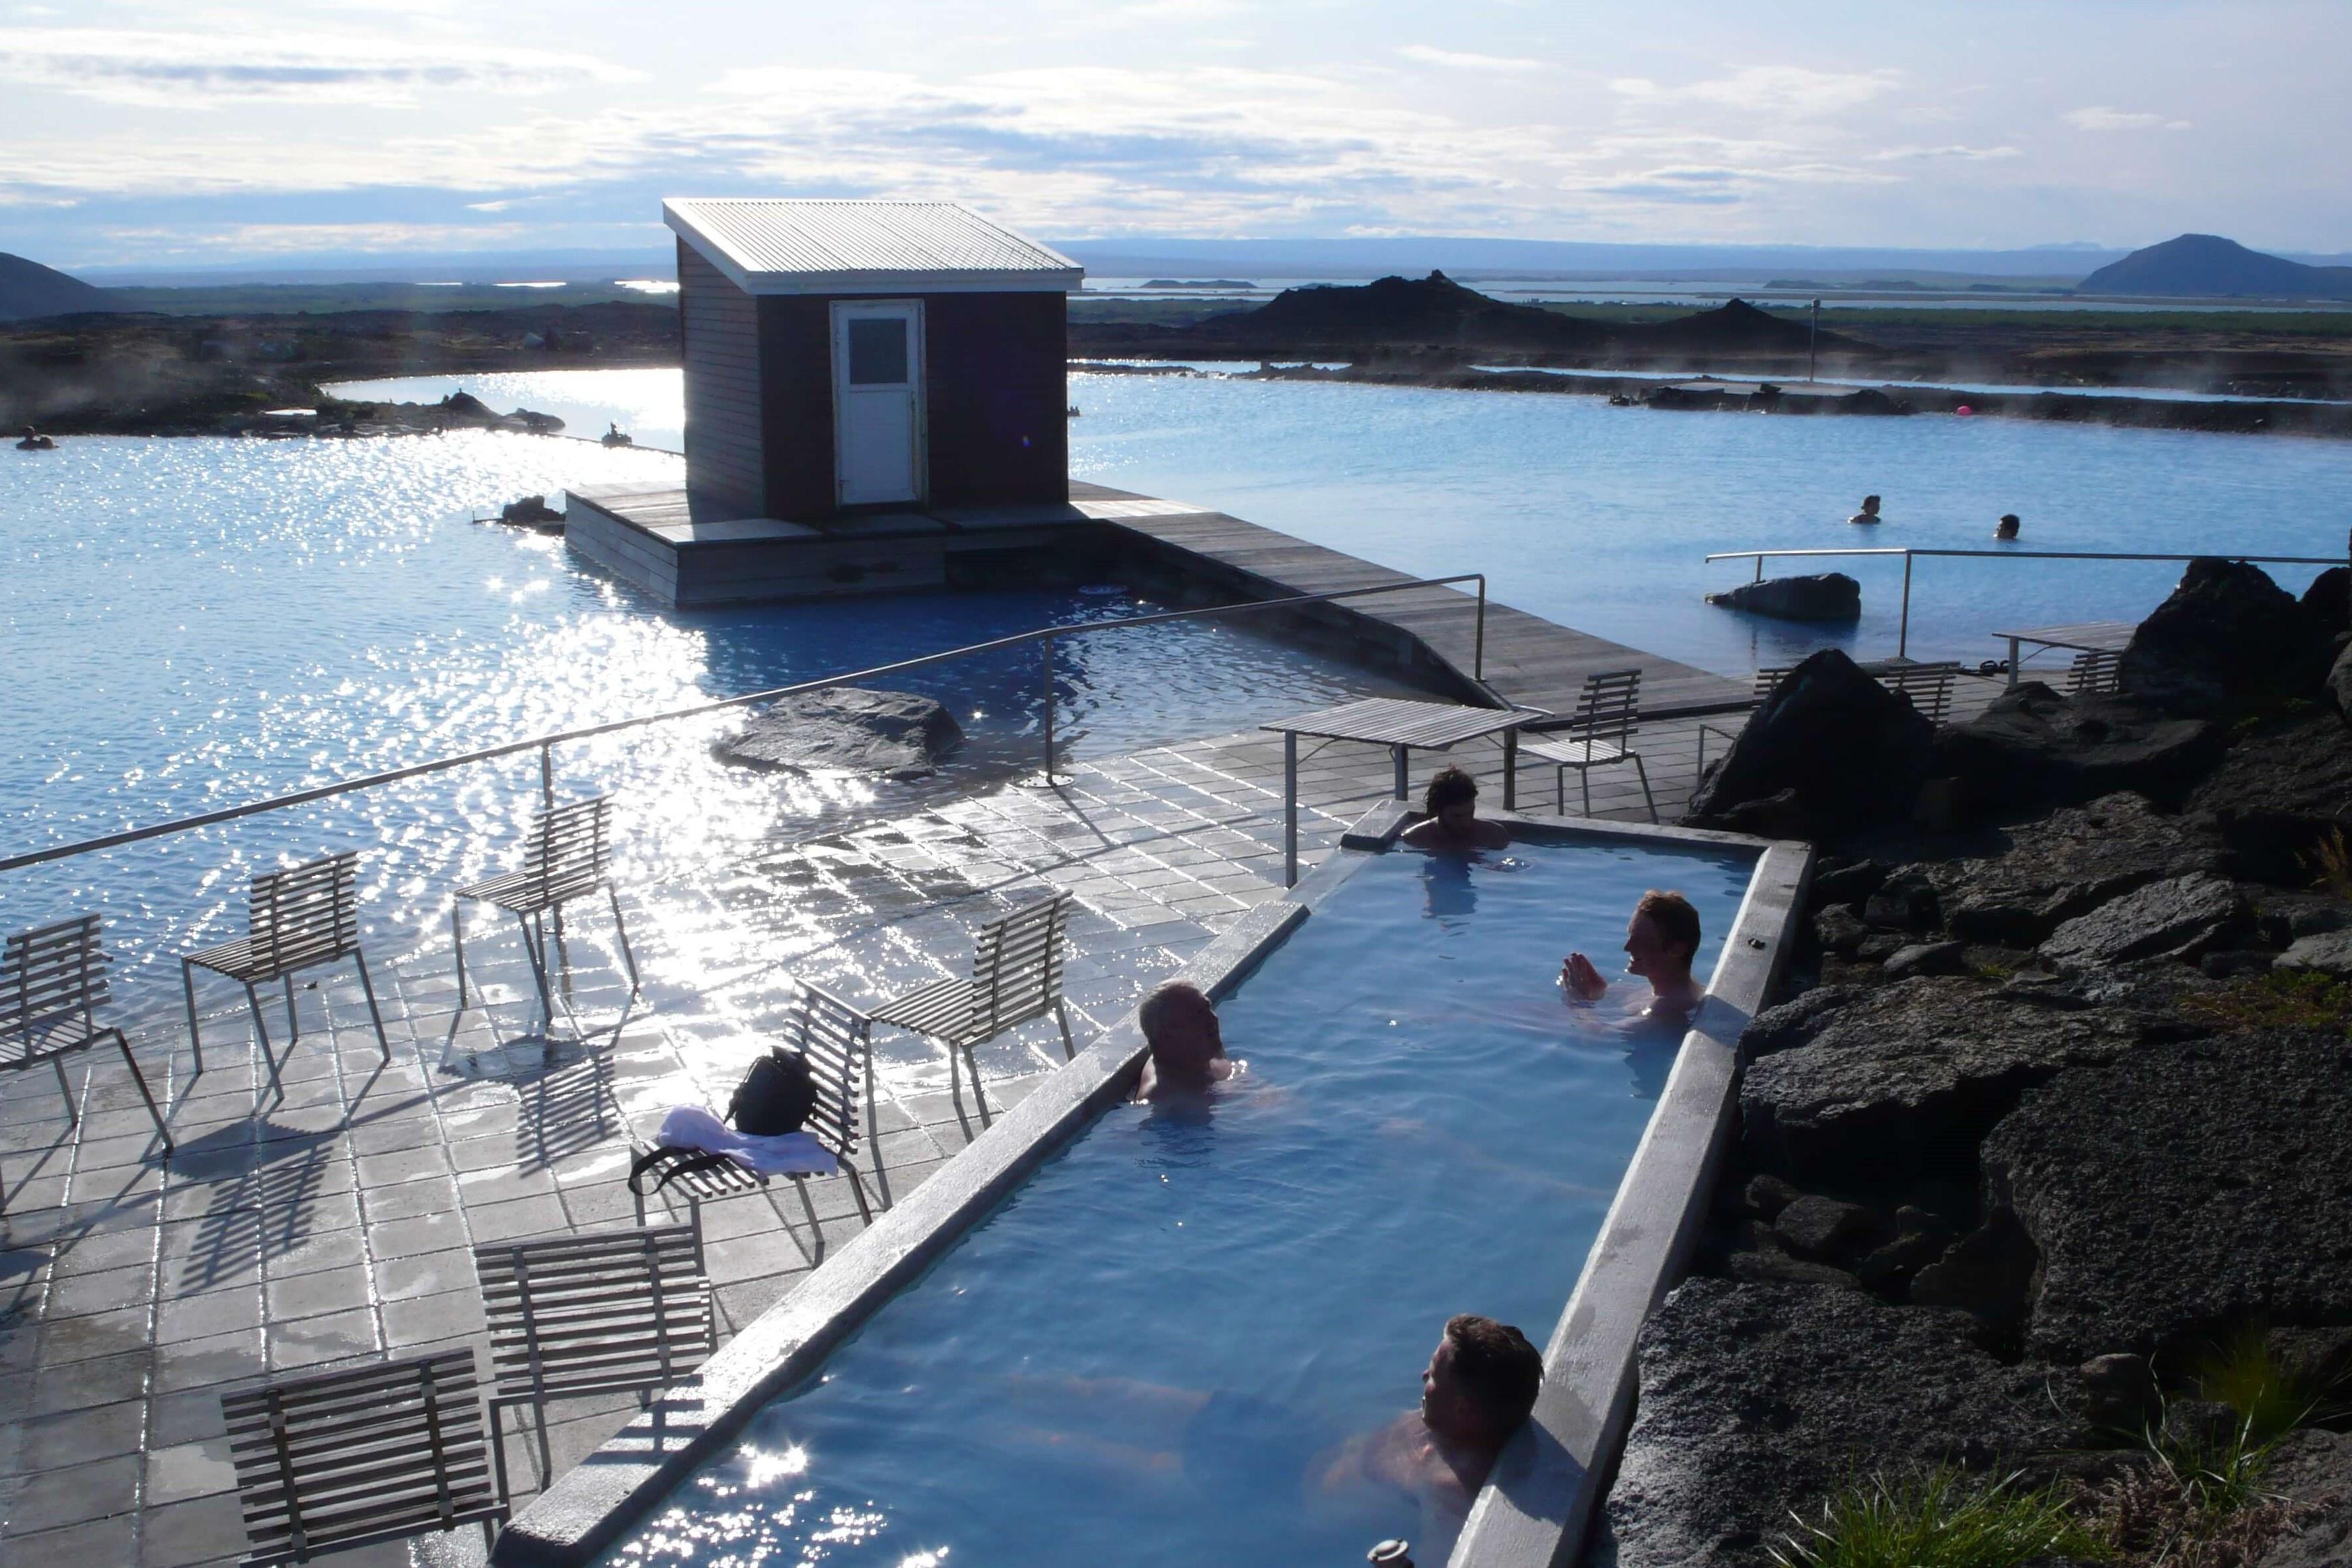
(1561, 889), (1705, 1032)
(1134, 980), (1245, 1102)
(1400, 766), (1509, 852)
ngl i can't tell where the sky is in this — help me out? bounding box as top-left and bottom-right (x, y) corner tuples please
(3, 0), (2347, 269)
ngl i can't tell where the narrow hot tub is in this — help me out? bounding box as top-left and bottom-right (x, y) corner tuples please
(599, 834), (1762, 1568)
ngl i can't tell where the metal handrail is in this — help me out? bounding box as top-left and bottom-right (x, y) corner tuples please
(1, 573), (1488, 876)
(1704, 545), (2346, 659)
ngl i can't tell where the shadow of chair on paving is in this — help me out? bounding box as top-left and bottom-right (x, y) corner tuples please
(172, 1123), (338, 1294)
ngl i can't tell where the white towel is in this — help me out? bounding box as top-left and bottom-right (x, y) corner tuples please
(653, 1105), (841, 1177)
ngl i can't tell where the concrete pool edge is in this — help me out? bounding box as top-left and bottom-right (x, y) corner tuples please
(494, 813), (1804, 1567)
(1448, 825), (1814, 1568)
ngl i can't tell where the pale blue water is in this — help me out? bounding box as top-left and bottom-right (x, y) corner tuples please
(336, 367), (2352, 676)
(605, 837), (1756, 1568)
(0, 434), (1420, 1011)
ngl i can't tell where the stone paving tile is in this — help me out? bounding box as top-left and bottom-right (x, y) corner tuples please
(0, 683), (1899, 1565)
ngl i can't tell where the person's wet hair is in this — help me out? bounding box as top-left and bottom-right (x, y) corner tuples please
(1138, 980), (1212, 1045)
(1635, 889), (1701, 962)
(1445, 1314), (1544, 1435)
(1424, 766), (1479, 817)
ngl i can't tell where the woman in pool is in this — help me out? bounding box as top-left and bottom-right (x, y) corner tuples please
(1561, 889), (1705, 1030)
(1400, 766), (1510, 851)
(1848, 493), (1884, 525)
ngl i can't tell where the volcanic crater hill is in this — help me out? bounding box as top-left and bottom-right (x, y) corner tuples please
(0, 252), (115, 323)
(1068, 270), (1880, 371)
(2079, 232), (2352, 301)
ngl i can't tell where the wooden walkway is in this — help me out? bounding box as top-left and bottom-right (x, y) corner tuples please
(1070, 481), (1753, 722)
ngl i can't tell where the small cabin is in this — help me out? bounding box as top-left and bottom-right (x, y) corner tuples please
(664, 198), (1083, 521)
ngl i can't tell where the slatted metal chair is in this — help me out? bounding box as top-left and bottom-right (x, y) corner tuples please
(630, 981), (884, 1254)
(870, 892), (1076, 1122)
(2067, 647), (2125, 698)
(1516, 669), (1657, 820)
(1876, 661), (1962, 724)
(219, 1348), (505, 1565)
(473, 1222), (714, 1503)
(182, 851), (386, 1097)
(3, 915), (172, 1162)
(453, 795), (638, 1032)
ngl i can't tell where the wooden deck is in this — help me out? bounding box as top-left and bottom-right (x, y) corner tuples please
(1070, 481), (1753, 722)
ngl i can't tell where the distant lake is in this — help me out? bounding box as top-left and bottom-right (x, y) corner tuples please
(336, 367), (2352, 675)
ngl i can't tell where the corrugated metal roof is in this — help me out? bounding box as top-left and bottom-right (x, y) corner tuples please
(663, 199), (1084, 295)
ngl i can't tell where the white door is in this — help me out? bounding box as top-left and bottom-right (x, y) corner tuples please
(831, 301), (924, 506)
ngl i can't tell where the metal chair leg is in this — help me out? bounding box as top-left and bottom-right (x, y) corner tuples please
(607, 884), (640, 995)
(1634, 755), (1658, 823)
(110, 1030), (172, 1153)
(865, 1052), (891, 1209)
(1581, 766), (1593, 817)
(181, 958), (206, 1074)
(452, 904), (470, 1011)
(844, 1164), (875, 1225)
(283, 974), (300, 1045)
(352, 949), (390, 1059)
(517, 911), (554, 1029)
(533, 1398), (553, 1493)
(1054, 1000), (1075, 1062)
(246, 981), (285, 1105)
(1557, 767), (1566, 816)
(52, 1056), (77, 1125)
(965, 1045), (992, 1127)
(490, 1401), (512, 1505)
(792, 1175), (825, 1255)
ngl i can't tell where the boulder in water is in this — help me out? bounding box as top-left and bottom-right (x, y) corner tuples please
(715, 688), (965, 780)
(1704, 572), (1861, 622)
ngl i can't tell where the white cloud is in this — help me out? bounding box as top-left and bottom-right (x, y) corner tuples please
(1613, 65), (1901, 117)
(1869, 144), (2022, 162)
(0, 27), (638, 107)
(1396, 46), (1545, 73)
(2064, 106), (2191, 131)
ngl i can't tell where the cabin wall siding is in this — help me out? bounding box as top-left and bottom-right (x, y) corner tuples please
(677, 240), (765, 515)
(755, 296), (838, 521)
(920, 291), (1068, 507)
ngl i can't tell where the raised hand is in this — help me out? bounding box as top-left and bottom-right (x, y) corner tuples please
(1561, 952), (1607, 1001)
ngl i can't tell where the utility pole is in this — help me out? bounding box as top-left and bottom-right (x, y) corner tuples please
(1808, 297), (1821, 386)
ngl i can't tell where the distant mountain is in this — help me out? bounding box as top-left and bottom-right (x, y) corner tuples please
(1060, 238), (2133, 281)
(2077, 234), (2352, 300)
(1216, 271), (1613, 352)
(0, 253), (116, 322)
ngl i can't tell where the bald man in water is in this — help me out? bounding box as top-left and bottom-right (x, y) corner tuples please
(1134, 981), (1242, 1100)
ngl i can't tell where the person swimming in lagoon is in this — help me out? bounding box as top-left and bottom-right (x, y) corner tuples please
(1400, 766), (1510, 851)
(1134, 980), (1243, 1100)
(1562, 888), (1705, 1030)
(1848, 493), (1884, 525)
(1995, 512), (2021, 540)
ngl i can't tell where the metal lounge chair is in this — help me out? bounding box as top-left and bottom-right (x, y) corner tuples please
(182, 851), (386, 1098)
(630, 981), (884, 1256)
(1875, 661), (1962, 725)
(1516, 669), (1657, 820)
(2067, 647), (2125, 698)
(453, 795), (638, 1034)
(472, 1222), (714, 1503)
(869, 892), (1076, 1122)
(219, 1348), (505, 1564)
(3, 915), (172, 1167)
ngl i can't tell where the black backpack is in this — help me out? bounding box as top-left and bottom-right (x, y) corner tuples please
(728, 1049), (817, 1137)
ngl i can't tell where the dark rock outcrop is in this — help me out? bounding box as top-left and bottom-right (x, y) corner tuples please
(1685, 649), (1933, 834)
(1740, 977), (2152, 1185)
(2271, 929), (2352, 977)
(1703, 573), (1860, 622)
(1599, 1279), (2081, 1568)
(2036, 871), (2249, 968)
(1935, 684), (2222, 811)
(2121, 557), (2332, 715)
(2184, 711), (2352, 884)
(2257, 1427), (2352, 1568)
(1923, 793), (2227, 946)
(2330, 642), (2352, 725)
(714, 688), (965, 779)
(1983, 1028), (2352, 1361)
(2300, 565), (2351, 635)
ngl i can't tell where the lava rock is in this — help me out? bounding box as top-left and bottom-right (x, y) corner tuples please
(1935, 684), (2223, 811)
(2184, 712), (2352, 884)
(1982, 1028), (2352, 1362)
(1709, 787), (1814, 841)
(1599, 1279), (2082, 1568)
(1740, 977), (2150, 1185)
(2077, 1353), (2159, 1435)
(1812, 904), (1868, 955)
(2331, 642), (2352, 727)
(1724, 1250), (1864, 1291)
(1703, 572), (1862, 623)
(2160, 1398), (2244, 1451)
(1908, 1209), (2039, 1337)
(1811, 858), (1889, 907)
(1738, 986), (1856, 1060)
(1855, 1222), (1954, 1289)
(1864, 873), (1943, 933)
(2300, 565), (2351, 635)
(2267, 940), (2352, 973)
(1685, 649), (1935, 832)
(1775, 1195), (1884, 1260)
(2258, 1427), (2352, 1568)
(1925, 793), (2228, 947)
(2122, 557), (2334, 715)
(2267, 1326), (2352, 1394)
(2199, 948), (2277, 979)
(1885, 940), (1967, 980)
(714, 688), (966, 779)
(1740, 1173), (1805, 1219)
(2037, 872), (2249, 968)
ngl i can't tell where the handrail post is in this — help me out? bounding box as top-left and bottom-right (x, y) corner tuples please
(1898, 552), (1913, 661)
(1753, 553), (1764, 583)
(1474, 577), (1487, 682)
(539, 742), (554, 812)
(1040, 635), (1055, 786)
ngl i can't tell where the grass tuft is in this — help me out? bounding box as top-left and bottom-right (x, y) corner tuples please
(1769, 1468), (2108, 1568)
(2304, 826), (2352, 902)
(2178, 969), (2352, 1032)
(2188, 1328), (2322, 1448)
